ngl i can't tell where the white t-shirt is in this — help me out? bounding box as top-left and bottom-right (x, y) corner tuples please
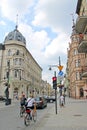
(60, 95), (64, 102)
(27, 97), (35, 107)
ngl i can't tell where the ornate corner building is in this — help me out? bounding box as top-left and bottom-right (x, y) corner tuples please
(0, 26), (42, 99)
(67, 0), (87, 99)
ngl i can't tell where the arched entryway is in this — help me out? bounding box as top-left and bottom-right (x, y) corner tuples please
(13, 87), (19, 99)
(79, 88), (84, 98)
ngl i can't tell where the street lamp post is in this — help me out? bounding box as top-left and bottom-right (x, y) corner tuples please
(49, 57), (63, 114)
(49, 67), (57, 115)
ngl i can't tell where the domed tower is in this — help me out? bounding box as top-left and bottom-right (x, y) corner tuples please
(4, 25), (26, 46)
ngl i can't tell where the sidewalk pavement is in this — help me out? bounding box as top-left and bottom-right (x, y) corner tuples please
(0, 99), (17, 109)
(35, 97), (87, 130)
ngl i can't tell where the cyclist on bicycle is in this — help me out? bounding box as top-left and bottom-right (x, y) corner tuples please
(20, 93), (27, 117)
(26, 95), (36, 119)
(20, 93), (27, 107)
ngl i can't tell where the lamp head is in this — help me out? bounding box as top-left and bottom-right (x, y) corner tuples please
(49, 67), (52, 70)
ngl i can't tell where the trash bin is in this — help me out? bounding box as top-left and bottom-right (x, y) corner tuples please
(5, 98), (11, 105)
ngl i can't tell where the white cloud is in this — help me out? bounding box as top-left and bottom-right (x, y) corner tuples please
(0, 0), (77, 84)
(44, 33), (69, 58)
(32, 0), (77, 33)
(18, 23), (50, 50)
(0, 0), (34, 21)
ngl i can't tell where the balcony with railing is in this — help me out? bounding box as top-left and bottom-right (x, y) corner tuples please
(82, 66), (87, 77)
(78, 34), (87, 53)
(75, 16), (87, 33)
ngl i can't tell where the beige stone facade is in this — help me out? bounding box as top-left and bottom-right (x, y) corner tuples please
(0, 27), (42, 99)
(40, 80), (53, 96)
(67, 0), (87, 99)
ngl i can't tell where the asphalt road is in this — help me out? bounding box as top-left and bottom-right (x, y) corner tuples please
(1, 97), (87, 130)
(0, 100), (55, 130)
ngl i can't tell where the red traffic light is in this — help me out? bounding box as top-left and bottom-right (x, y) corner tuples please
(52, 77), (57, 81)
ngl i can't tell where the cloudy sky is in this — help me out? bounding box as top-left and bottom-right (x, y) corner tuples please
(0, 0), (78, 84)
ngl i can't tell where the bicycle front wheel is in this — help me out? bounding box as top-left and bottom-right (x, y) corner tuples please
(20, 107), (24, 117)
(33, 111), (37, 122)
(24, 114), (30, 126)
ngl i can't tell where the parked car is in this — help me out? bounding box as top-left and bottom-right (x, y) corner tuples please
(44, 96), (56, 103)
(35, 96), (47, 109)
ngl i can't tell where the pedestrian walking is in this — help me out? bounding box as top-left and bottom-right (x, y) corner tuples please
(59, 94), (64, 107)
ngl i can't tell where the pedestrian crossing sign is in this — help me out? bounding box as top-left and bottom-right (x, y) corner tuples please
(58, 71), (63, 76)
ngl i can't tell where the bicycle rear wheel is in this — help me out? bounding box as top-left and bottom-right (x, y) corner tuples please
(24, 114), (30, 126)
(33, 111), (37, 122)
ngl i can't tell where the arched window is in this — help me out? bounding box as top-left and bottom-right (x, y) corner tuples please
(16, 50), (19, 55)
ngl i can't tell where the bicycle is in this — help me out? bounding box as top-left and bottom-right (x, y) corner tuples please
(20, 105), (25, 117)
(24, 104), (37, 126)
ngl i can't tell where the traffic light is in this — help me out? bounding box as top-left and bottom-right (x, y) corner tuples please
(52, 76), (57, 89)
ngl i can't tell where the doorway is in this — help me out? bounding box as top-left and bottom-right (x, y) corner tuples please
(80, 88), (84, 98)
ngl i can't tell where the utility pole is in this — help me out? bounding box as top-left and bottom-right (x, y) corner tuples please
(54, 71), (57, 114)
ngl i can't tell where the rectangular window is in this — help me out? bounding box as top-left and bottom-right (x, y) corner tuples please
(6, 71), (9, 79)
(73, 49), (77, 55)
(75, 59), (80, 67)
(8, 49), (12, 56)
(76, 72), (81, 80)
(14, 70), (18, 78)
(79, 72), (82, 80)
(7, 60), (10, 67)
(76, 72), (79, 80)
(19, 58), (21, 65)
(14, 58), (18, 65)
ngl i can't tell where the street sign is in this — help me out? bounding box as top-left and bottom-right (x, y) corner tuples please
(58, 65), (63, 71)
(58, 71), (63, 76)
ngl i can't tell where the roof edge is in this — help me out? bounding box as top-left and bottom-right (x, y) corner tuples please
(76, 0), (82, 14)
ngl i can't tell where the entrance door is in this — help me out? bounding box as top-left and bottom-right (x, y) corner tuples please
(80, 88), (84, 97)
